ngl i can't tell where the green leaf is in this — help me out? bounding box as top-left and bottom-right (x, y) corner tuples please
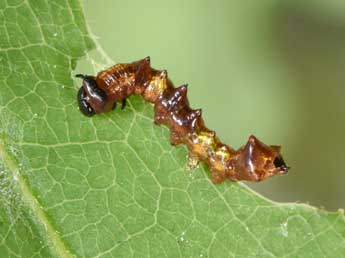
(0, 1), (345, 258)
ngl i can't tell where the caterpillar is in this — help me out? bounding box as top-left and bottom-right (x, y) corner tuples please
(76, 57), (289, 183)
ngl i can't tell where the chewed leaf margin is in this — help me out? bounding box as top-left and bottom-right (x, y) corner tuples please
(0, 1), (345, 258)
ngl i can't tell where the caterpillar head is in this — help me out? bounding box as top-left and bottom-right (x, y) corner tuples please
(234, 135), (289, 181)
(76, 74), (108, 116)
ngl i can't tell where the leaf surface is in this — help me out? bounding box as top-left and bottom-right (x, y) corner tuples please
(0, 1), (345, 258)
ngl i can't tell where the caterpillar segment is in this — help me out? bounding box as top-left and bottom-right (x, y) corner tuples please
(76, 57), (289, 183)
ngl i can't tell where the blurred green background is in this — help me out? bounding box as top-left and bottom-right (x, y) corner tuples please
(81, 0), (345, 210)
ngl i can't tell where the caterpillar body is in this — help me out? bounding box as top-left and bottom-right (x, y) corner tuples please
(76, 57), (289, 183)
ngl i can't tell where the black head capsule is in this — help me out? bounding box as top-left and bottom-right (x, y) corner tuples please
(76, 74), (108, 116)
(77, 87), (95, 117)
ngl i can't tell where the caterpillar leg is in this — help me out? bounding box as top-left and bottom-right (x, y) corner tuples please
(110, 99), (126, 111)
(111, 99), (126, 111)
(121, 99), (127, 110)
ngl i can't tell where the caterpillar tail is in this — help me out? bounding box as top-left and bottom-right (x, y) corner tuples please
(76, 57), (289, 183)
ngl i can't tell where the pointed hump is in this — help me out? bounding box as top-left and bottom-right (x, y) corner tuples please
(144, 56), (150, 64)
(159, 85), (189, 112)
(175, 84), (188, 98)
(135, 57), (152, 87)
(160, 70), (168, 79)
(190, 108), (201, 118)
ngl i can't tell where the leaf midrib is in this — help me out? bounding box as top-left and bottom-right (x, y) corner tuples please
(0, 140), (73, 258)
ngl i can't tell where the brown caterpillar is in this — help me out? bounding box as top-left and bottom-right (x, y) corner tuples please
(76, 57), (289, 183)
